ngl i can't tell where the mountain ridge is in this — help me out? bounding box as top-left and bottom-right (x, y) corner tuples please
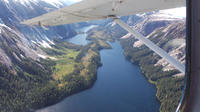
(0, 0), (77, 69)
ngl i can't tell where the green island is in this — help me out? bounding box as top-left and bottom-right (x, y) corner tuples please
(0, 39), (111, 112)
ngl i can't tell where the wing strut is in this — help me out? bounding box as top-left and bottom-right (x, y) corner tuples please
(114, 18), (185, 73)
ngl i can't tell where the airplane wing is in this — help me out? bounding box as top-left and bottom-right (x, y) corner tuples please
(21, 0), (185, 26)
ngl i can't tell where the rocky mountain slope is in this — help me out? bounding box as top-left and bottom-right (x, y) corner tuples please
(126, 12), (186, 75)
(93, 10), (186, 75)
(100, 9), (186, 112)
(0, 1), (186, 111)
(0, 0), (77, 69)
(0, 1), (106, 111)
(103, 9), (186, 112)
(87, 10), (186, 111)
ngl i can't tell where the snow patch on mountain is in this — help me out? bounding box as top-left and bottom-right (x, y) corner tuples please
(0, 23), (12, 30)
(38, 40), (52, 48)
(13, 0), (38, 6)
(2, 0), (65, 9)
(159, 7), (186, 19)
(45, 36), (55, 45)
(0, 18), (4, 24)
(3, 0), (9, 3)
(136, 7), (186, 21)
(67, 0), (82, 5)
(42, 0), (63, 6)
(38, 54), (47, 59)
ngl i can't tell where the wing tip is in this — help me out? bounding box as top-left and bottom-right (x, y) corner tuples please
(20, 20), (39, 27)
(20, 20), (31, 26)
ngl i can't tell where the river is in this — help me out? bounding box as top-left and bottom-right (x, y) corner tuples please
(37, 26), (160, 112)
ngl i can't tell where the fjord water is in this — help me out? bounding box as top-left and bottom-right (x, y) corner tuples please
(67, 25), (97, 45)
(37, 26), (160, 112)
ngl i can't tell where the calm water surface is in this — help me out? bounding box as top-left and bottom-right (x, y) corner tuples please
(67, 25), (97, 45)
(37, 26), (160, 112)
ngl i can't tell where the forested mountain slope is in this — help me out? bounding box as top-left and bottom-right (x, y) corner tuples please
(88, 10), (186, 112)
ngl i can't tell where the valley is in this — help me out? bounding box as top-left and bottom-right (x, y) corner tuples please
(86, 14), (185, 112)
(0, 0), (186, 112)
(0, 32), (111, 112)
(37, 38), (160, 112)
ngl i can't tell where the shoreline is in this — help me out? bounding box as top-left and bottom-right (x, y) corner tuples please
(119, 38), (184, 112)
(34, 40), (112, 112)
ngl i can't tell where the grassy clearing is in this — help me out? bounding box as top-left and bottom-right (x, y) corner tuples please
(41, 45), (80, 81)
(53, 49), (80, 80)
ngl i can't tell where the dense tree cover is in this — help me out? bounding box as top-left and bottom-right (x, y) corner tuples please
(0, 40), (106, 112)
(78, 21), (184, 112)
(120, 38), (184, 112)
(0, 58), (56, 112)
(75, 40), (111, 62)
(86, 24), (127, 42)
(81, 22), (184, 112)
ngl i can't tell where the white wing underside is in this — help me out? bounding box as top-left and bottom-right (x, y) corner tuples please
(21, 0), (185, 26)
